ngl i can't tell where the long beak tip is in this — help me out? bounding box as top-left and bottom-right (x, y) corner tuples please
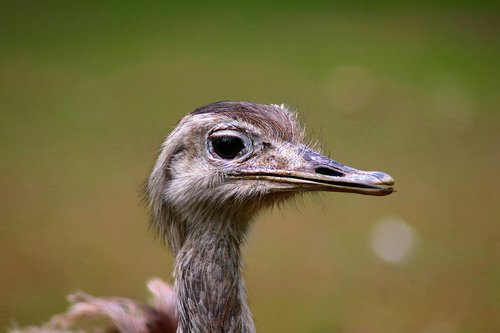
(372, 171), (395, 186)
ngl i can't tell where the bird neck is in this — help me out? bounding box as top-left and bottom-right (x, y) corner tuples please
(173, 224), (255, 333)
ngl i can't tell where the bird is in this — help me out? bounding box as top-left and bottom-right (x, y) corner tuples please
(12, 101), (394, 333)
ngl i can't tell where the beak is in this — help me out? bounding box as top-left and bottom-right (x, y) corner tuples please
(231, 147), (394, 196)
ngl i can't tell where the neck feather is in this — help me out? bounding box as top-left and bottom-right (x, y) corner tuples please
(173, 222), (255, 333)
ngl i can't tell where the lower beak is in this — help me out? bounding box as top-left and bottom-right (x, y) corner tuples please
(233, 147), (395, 196)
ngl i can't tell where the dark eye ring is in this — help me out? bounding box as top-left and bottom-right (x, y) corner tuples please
(210, 135), (246, 160)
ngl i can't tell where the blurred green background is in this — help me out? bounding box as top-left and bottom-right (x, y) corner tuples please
(1, 1), (499, 332)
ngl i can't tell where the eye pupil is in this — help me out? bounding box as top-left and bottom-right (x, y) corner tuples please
(212, 136), (245, 159)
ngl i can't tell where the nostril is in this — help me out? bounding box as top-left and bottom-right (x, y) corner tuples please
(315, 167), (344, 177)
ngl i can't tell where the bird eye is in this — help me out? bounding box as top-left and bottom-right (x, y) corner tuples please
(211, 136), (245, 160)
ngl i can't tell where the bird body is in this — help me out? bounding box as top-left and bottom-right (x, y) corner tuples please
(13, 101), (394, 333)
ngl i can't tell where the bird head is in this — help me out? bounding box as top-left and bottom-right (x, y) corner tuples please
(146, 101), (394, 248)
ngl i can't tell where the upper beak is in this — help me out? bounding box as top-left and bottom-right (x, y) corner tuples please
(231, 147), (394, 196)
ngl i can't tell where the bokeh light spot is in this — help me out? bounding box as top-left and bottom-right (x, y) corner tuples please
(370, 216), (416, 264)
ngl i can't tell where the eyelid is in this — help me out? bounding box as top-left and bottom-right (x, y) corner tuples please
(209, 129), (244, 138)
(208, 130), (251, 145)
